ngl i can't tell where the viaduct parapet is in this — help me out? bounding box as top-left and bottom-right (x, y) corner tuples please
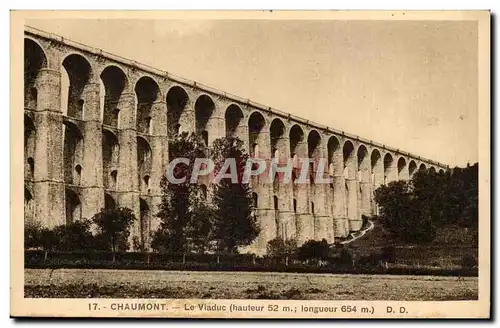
(23, 26), (448, 254)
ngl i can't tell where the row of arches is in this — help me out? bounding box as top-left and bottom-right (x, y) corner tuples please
(25, 38), (444, 181)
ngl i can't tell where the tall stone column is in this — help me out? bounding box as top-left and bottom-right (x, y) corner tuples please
(371, 155), (384, 215)
(251, 127), (275, 255)
(346, 169), (360, 231)
(149, 100), (167, 237)
(207, 113), (225, 147)
(116, 92), (140, 245)
(398, 161), (410, 181)
(386, 154), (398, 183)
(179, 97), (195, 135)
(32, 68), (65, 228)
(294, 140), (313, 245)
(237, 123), (249, 151)
(359, 160), (372, 218)
(274, 136), (295, 240)
(81, 81), (104, 220)
(332, 149), (348, 237)
(312, 145), (333, 242)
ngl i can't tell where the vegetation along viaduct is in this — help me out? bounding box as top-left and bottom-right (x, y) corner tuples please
(23, 26), (448, 254)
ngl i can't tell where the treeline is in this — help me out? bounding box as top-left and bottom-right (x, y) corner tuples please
(374, 163), (478, 244)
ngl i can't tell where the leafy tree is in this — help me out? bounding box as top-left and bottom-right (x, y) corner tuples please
(374, 163), (478, 244)
(297, 239), (330, 263)
(211, 136), (260, 253)
(25, 220), (44, 249)
(92, 207), (136, 254)
(266, 237), (298, 257)
(153, 132), (212, 252)
(374, 180), (437, 243)
(52, 219), (95, 251)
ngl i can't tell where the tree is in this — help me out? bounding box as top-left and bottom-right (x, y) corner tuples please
(92, 207), (136, 255)
(266, 237), (298, 257)
(50, 219), (95, 251)
(211, 136), (260, 253)
(153, 132), (212, 252)
(373, 164), (478, 244)
(374, 180), (437, 243)
(297, 239), (330, 263)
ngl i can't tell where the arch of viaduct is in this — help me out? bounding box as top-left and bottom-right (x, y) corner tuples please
(23, 27), (448, 253)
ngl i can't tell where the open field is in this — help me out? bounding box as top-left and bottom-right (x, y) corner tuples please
(25, 269), (477, 300)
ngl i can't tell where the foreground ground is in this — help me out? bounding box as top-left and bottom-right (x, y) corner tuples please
(24, 269), (478, 300)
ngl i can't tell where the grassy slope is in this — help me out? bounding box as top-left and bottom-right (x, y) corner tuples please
(348, 220), (478, 248)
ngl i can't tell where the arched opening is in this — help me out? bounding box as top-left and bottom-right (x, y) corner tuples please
(61, 54), (93, 119)
(195, 95), (215, 145)
(102, 129), (120, 190)
(24, 38), (47, 110)
(63, 122), (84, 185)
(270, 118), (286, 186)
(293, 198), (297, 213)
(371, 149), (382, 186)
(252, 192), (258, 208)
(273, 195), (279, 210)
(270, 118), (286, 162)
(357, 145), (369, 183)
(104, 193), (116, 210)
(27, 157), (35, 180)
(143, 175), (150, 193)
(383, 153), (394, 184)
(439, 168), (445, 174)
(397, 157), (407, 180)
(110, 170), (118, 188)
(65, 188), (81, 224)
(409, 160), (417, 178)
(24, 187), (35, 222)
(135, 76), (160, 135)
(100, 65), (128, 127)
(419, 163), (427, 171)
(308, 130), (322, 184)
(289, 124), (304, 168)
(311, 202), (315, 216)
(166, 86), (189, 138)
(343, 141), (356, 180)
(24, 115), (36, 180)
(429, 167), (437, 174)
(248, 112), (266, 158)
(225, 104), (244, 138)
(140, 198), (150, 249)
(327, 136), (340, 176)
(74, 164), (82, 186)
(137, 137), (152, 193)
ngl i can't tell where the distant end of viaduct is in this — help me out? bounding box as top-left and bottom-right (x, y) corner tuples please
(23, 26), (448, 254)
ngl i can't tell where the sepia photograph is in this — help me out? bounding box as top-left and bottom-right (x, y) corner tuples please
(11, 10), (490, 318)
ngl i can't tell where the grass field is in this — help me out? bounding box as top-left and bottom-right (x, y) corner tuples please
(24, 269), (478, 300)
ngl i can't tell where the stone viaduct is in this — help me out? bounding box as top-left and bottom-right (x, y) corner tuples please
(23, 26), (448, 254)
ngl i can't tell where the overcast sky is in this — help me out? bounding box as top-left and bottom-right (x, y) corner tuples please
(27, 18), (478, 167)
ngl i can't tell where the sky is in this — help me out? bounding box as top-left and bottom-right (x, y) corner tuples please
(27, 18), (478, 167)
